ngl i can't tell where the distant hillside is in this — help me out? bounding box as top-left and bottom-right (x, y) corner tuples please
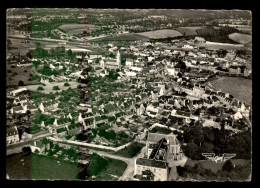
(93, 26), (247, 44)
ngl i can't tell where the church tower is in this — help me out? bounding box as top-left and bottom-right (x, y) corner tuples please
(100, 59), (105, 70)
(116, 50), (121, 70)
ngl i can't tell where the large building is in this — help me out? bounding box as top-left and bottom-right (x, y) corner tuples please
(146, 132), (183, 161)
(134, 132), (183, 181)
(100, 50), (121, 70)
(134, 157), (169, 181)
(7, 126), (19, 145)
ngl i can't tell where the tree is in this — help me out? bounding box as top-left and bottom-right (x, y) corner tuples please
(201, 142), (214, 153)
(64, 83), (70, 87)
(18, 80), (25, 86)
(67, 49), (73, 57)
(141, 169), (155, 181)
(183, 142), (200, 160)
(52, 86), (60, 90)
(22, 146), (32, 153)
(37, 86), (44, 91)
(222, 160), (234, 172)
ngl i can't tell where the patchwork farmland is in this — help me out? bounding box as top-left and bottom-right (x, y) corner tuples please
(228, 33), (252, 44)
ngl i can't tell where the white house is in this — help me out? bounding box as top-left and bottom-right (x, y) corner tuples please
(234, 111), (243, 120)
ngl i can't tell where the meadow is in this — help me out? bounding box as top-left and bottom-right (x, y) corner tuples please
(209, 76), (252, 105)
(176, 26), (204, 36)
(59, 24), (100, 35)
(25, 81), (81, 93)
(228, 33), (252, 44)
(137, 29), (183, 39)
(6, 152), (80, 180)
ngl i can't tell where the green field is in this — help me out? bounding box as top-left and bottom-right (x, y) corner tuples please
(138, 29), (183, 39)
(6, 152), (80, 180)
(93, 158), (127, 181)
(25, 81), (81, 93)
(93, 33), (149, 41)
(209, 76), (252, 105)
(6, 66), (37, 86)
(228, 33), (252, 44)
(176, 27), (204, 36)
(59, 24), (100, 35)
(113, 142), (145, 158)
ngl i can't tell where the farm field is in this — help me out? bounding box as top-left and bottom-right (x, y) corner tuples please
(59, 24), (100, 35)
(237, 28), (252, 34)
(25, 81), (83, 93)
(196, 41), (245, 50)
(137, 29), (183, 39)
(175, 26), (204, 36)
(6, 66), (37, 86)
(228, 33), (252, 44)
(209, 76), (252, 105)
(29, 42), (92, 53)
(93, 33), (149, 41)
(8, 38), (31, 56)
(6, 152), (80, 180)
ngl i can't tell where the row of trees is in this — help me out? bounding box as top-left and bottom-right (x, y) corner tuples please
(31, 43), (77, 59)
(177, 160), (251, 181)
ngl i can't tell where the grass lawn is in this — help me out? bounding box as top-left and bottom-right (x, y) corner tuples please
(6, 66), (37, 86)
(113, 142), (145, 158)
(31, 154), (80, 180)
(185, 159), (251, 174)
(6, 152), (80, 180)
(93, 158), (127, 181)
(25, 81), (81, 93)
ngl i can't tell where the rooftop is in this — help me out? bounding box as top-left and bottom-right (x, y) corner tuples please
(136, 158), (167, 169)
(147, 132), (181, 146)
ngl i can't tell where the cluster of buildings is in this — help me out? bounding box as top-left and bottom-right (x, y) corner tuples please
(134, 132), (183, 181)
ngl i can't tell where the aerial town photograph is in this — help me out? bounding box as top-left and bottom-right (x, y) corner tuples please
(6, 8), (252, 181)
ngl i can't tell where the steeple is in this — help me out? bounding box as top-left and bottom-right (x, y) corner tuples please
(116, 50), (121, 70)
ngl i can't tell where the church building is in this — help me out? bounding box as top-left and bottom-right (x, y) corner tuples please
(100, 50), (121, 70)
